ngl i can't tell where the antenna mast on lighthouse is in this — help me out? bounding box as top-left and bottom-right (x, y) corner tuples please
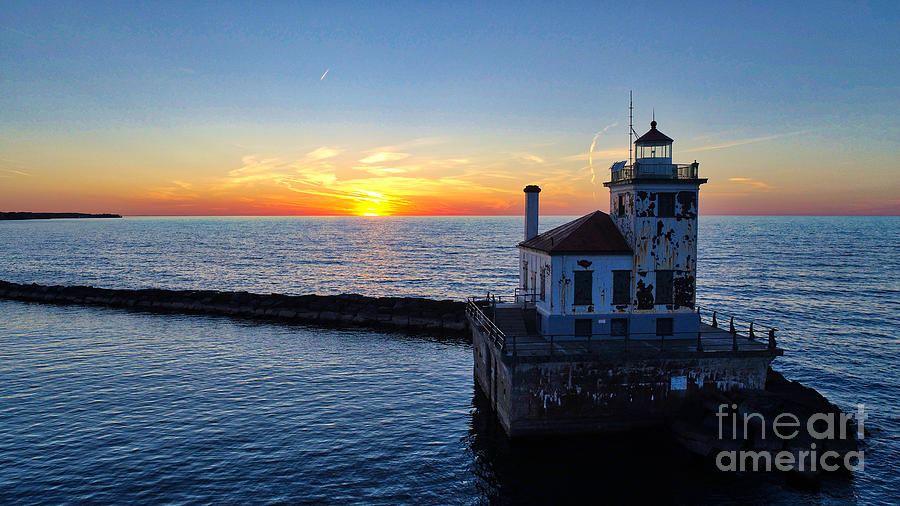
(628, 90), (634, 167)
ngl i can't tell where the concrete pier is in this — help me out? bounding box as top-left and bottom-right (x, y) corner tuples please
(468, 299), (782, 436)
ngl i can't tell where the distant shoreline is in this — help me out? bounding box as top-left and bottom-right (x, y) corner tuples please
(0, 212), (122, 221)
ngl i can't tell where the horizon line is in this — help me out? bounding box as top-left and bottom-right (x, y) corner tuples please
(102, 213), (900, 218)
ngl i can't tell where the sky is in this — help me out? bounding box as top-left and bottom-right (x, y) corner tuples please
(1, 1), (898, 216)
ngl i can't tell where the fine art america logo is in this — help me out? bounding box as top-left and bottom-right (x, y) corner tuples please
(715, 404), (866, 472)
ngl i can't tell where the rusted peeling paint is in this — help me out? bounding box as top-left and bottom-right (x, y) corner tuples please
(676, 191), (697, 219)
(673, 274), (695, 309)
(636, 279), (654, 309)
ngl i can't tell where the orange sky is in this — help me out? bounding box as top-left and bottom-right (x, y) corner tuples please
(2, 4), (898, 216)
(2, 128), (898, 216)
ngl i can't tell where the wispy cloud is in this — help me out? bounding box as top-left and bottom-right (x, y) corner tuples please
(1, 26), (35, 39)
(306, 146), (341, 160)
(728, 177), (772, 190)
(0, 168), (31, 177)
(563, 148), (625, 162)
(358, 152), (410, 164)
(515, 153), (545, 164)
(683, 130), (808, 153)
(139, 135), (596, 214)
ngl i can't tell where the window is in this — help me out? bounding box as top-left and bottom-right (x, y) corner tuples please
(522, 261), (528, 289)
(656, 270), (673, 305)
(613, 270), (630, 305)
(617, 194), (626, 217)
(658, 192), (675, 217)
(656, 318), (674, 336)
(611, 318), (629, 336)
(575, 319), (591, 337)
(637, 143), (670, 159)
(573, 270), (592, 305)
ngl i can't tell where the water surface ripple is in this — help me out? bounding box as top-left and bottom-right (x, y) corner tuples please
(0, 216), (897, 503)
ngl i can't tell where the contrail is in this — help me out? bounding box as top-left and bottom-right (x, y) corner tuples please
(0, 167), (30, 176)
(588, 122), (617, 202)
(320, 68), (329, 80)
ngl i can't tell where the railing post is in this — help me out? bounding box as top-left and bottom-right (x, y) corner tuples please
(732, 327), (738, 351)
(749, 322), (755, 340)
(712, 311), (718, 328)
(729, 316), (735, 334)
(696, 330), (703, 352)
(768, 329), (776, 350)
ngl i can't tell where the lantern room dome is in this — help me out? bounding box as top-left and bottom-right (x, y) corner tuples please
(634, 120), (673, 144)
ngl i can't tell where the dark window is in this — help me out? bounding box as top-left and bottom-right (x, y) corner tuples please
(613, 270), (630, 305)
(539, 269), (546, 301)
(522, 262), (528, 289)
(617, 194), (626, 217)
(658, 193), (675, 217)
(656, 270), (673, 305)
(656, 318), (674, 336)
(573, 270), (592, 305)
(611, 318), (629, 336)
(575, 319), (592, 337)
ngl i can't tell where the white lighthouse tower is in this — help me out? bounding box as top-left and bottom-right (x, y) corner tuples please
(603, 117), (706, 337)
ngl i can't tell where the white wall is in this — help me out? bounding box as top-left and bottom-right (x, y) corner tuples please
(552, 253), (633, 315)
(518, 248), (552, 311)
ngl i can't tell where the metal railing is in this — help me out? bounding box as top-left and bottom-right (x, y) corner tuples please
(610, 162), (700, 183)
(466, 293), (778, 357)
(478, 290), (537, 307)
(513, 288), (537, 305)
(696, 306), (778, 351)
(466, 297), (507, 350)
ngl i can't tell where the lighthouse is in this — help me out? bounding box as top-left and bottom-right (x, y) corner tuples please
(466, 106), (780, 437)
(513, 119), (706, 341)
(603, 119), (706, 337)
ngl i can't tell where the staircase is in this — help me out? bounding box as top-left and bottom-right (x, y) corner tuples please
(492, 307), (530, 337)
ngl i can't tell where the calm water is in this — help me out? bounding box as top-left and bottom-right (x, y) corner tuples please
(1, 216), (898, 503)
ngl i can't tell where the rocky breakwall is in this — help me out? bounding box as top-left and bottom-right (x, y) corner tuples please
(0, 281), (468, 335)
(670, 367), (862, 483)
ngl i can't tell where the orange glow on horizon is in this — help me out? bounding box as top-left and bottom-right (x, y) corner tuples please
(2, 138), (898, 217)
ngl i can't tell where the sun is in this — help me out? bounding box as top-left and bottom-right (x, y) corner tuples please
(354, 202), (390, 217)
(350, 189), (395, 216)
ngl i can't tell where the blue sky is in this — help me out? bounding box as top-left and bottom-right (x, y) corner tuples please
(1, 1), (898, 215)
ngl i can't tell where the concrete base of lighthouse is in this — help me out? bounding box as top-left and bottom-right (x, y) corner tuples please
(469, 317), (780, 437)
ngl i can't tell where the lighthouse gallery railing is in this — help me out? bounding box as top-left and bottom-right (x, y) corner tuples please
(610, 162), (699, 183)
(465, 295), (778, 357)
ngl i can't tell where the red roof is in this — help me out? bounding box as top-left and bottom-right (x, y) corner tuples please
(634, 120), (673, 144)
(518, 211), (633, 255)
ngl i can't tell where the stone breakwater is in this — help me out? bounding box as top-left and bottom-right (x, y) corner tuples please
(0, 281), (468, 335)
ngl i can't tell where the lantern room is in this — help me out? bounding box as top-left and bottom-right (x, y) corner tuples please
(634, 120), (673, 163)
